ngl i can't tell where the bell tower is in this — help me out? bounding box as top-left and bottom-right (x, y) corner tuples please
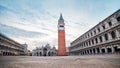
(58, 13), (66, 56)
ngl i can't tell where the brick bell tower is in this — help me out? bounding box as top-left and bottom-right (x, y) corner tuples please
(58, 13), (66, 56)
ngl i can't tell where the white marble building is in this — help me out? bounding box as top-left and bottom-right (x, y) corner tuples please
(32, 44), (57, 56)
(69, 9), (120, 55)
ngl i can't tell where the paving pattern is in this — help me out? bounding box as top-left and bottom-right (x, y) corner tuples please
(0, 54), (120, 68)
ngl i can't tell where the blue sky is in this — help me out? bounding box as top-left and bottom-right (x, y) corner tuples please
(0, 0), (120, 50)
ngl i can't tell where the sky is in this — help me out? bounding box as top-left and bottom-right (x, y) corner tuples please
(0, 0), (120, 51)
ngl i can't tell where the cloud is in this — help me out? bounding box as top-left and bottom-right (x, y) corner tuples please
(0, 0), (120, 51)
(0, 23), (48, 38)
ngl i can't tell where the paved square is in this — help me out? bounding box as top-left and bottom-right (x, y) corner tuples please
(0, 54), (120, 68)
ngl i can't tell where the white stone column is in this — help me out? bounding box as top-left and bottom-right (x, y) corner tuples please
(99, 48), (102, 53)
(116, 30), (119, 38)
(84, 51), (86, 55)
(88, 50), (91, 54)
(85, 42), (87, 47)
(92, 39), (95, 45)
(108, 32), (112, 40)
(95, 48), (98, 54)
(105, 22), (109, 28)
(111, 45), (115, 53)
(87, 41), (89, 46)
(86, 50), (88, 55)
(102, 35), (105, 42)
(90, 40), (92, 46)
(91, 49), (94, 54)
(105, 47), (108, 53)
(97, 37), (100, 43)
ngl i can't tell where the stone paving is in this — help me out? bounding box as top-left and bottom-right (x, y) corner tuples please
(0, 54), (120, 68)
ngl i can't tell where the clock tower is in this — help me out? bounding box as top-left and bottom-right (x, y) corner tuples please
(58, 13), (66, 56)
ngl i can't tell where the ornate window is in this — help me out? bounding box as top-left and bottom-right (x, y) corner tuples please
(99, 36), (103, 42)
(95, 38), (98, 43)
(89, 40), (91, 46)
(94, 30), (96, 34)
(88, 33), (89, 37)
(97, 27), (100, 32)
(102, 24), (105, 30)
(108, 21), (112, 26)
(91, 32), (93, 36)
(111, 31), (116, 39)
(104, 33), (108, 41)
(92, 39), (94, 45)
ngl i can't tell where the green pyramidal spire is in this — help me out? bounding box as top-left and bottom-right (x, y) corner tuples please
(59, 13), (64, 20)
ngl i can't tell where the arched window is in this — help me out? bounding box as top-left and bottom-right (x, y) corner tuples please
(88, 33), (89, 37)
(92, 39), (94, 45)
(86, 42), (88, 46)
(84, 42), (86, 47)
(108, 21), (112, 26)
(99, 36), (103, 42)
(102, 25), (105, 30)
(111, 31), (116, 39)
(91, 32), (93, 36)
(48, 52), (50, 56)
(95, 38), (98, 43)
(89, 40), (91, 46)
(117, 16), (120, 22)
(97, 27), (100, 32)
(104, 33), (108, 41)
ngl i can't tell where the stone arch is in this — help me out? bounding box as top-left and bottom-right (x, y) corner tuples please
(48, 51), (50, 56)
(93, 49), (95, 54)
(90, 49), (92, 54)
(43, 48), (47, 56)
(99, 36), (103, 42)
(96, 48), (100, 53)
(114, 46), (120, 52)
(104, 33), (108, 41)
(101, 48), (105, 53)
(36, 52), (39, 56)
(3, 52), (6, 56)
(39, 52), (42, 56)
(107, 47), (112, 53)
(111, 31), (116, 39)
(108, 21), (112, 26)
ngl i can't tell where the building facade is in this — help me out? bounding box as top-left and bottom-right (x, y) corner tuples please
(69, 9), (120, 55)
(23, 43), (28, 56)
(58, 13), (66, 56)
(32, 44), (57, 56)
(0, 33), (25, 56)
